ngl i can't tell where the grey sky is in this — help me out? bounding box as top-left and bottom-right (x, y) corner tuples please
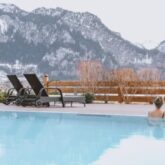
(0, 0), (165, 48)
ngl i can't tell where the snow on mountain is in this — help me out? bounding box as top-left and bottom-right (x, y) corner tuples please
(0, 3), (165, 80)
(141, 40), (159, 49)
(0, 60), (37, 74)
(0, 3), (17, 12)
(157, 41), (165, 53)
(0, 18), (8, 34)
(32, 7), (64, 17)
(0, 3), (27, 14)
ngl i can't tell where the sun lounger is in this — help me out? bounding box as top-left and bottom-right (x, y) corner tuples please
(3, 75), (26, 105)
(23, 74), (65, 107)
(63, 95), (86, 107)
(23, 74), (86, 107)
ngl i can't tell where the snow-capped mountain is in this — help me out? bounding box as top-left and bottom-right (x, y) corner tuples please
(157, 41), (165, 54)
(0, 4), (165, 80)
(0, 3), (27, 14)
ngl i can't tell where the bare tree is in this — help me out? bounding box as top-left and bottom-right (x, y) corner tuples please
(137, 68), (160, 81)
(77, 60), (103, 93)
(111, 68), (138, 103)
(137, 68), (161, 102)
(77, 63), (162, 104)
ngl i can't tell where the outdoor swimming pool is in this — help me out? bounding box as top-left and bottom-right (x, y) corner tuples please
(0, 111), (165, 165)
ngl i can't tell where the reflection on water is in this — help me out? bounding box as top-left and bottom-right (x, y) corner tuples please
(0, 112), (165, 165)
(0, 144), (5, 158)
(90, 136), (165, 165)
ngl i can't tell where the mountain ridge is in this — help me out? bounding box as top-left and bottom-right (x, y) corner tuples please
(0, 3), (165, 80)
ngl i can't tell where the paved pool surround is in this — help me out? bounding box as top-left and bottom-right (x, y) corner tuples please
(0, 102), (161, 117)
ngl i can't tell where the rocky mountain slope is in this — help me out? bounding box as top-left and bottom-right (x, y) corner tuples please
(0, 3), (165, 80)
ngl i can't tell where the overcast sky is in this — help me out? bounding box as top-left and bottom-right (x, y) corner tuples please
(0, 0), (165, 48)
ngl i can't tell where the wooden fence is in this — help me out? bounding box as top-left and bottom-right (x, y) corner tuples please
(43, 76), (165, 103)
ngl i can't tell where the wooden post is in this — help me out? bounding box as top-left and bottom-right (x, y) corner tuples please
(43, 74), (49, 89)
(118, 86), (123, 103)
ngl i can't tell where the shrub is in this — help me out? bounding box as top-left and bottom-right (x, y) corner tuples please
(84, 93), (95, 103)
(49, 91), (59, 95)
(0, 91), (6, 103)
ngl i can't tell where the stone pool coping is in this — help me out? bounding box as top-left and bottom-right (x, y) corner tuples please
(0, 102), (160, 117)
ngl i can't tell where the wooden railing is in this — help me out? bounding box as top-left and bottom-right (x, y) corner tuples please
(44, 78), (165, 103)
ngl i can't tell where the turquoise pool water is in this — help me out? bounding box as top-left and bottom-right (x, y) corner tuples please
(0, 111), (165, 165)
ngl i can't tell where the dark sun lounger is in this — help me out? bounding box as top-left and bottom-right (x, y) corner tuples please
(4, 75), (26, 105)
(23, 74), (86, 107)
(23, 74), (65, 107)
